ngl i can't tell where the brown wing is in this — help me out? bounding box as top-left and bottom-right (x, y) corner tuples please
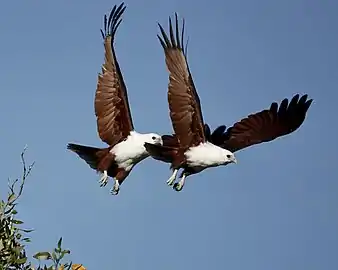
(95, 3), (134, 146)
(211, 94), (313, 152)
(157, 14), (206, 149)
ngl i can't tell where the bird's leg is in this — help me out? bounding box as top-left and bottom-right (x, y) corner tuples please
(167, 169), (178, 186)
(99, 170), (108, 187)
(173, 173), (186, 192)
(110, 179), (120, 195)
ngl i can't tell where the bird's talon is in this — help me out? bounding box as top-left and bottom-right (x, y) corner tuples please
(99, 171), (109, 187)
(110, 182), (120, 195)
(111, 189), (119, 195)
(166, 178), (175, 186)
(173, 182), (183, 192)
(166, 169), (178, 186)
(111, 188), (119, 195)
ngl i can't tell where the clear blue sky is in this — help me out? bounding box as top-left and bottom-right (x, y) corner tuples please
(0, 0), (337, 269)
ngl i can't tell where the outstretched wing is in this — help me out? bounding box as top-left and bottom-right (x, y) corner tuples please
(95, 2), (134, 146)
(210, 94), (313, 152)
(157, 13), (206, 150)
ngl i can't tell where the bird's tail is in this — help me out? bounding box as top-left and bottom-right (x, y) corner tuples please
(67, 143), (108, 171)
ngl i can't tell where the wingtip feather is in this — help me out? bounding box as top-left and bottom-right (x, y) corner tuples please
(157, 13), (187, 53)
(101, 2), (126, 41)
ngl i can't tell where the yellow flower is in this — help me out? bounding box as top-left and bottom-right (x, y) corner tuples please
(72, 264), (86, 270)
(59, 264), (86, 270)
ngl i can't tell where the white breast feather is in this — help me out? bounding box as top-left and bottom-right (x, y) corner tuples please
(110, 131), (148, 171)
(185, 142), (227, 168)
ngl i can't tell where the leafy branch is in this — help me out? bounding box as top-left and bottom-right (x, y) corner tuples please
(0, 147), (85, 270)
(0, 146), (35, 270)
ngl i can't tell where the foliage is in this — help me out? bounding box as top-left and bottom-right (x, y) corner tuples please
(0, 146), (34, 270)
(0, 147), (85, 270)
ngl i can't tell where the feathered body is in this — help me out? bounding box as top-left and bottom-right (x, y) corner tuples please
(144, 14), (313, 191)
(67, 3), (163, 195)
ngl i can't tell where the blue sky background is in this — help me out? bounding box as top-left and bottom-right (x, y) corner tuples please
(0, 0), (337, 269)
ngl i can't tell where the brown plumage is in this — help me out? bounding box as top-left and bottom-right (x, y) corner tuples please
(68, 3), (130, 185)
(68, 3), (129, 177)
(96, 2), (133, 147)
(208, 94), (313, 153)
(158, 15), (206, 150)
(144, 13), (313, 191)
(68, 3), (159, 195)
(67, 143), (118, 178)
(146, 94), (312, 163)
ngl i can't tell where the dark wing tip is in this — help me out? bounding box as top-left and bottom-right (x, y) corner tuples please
(67, 143), (80, 153)
(305, 98), (313, 110)
(100, 2), (126, 41)
(67, 143), (74, 150)
(158, 21), (171, 49)
(299, 94), (313, 114)
(265, 93), (313, 131)
(270, 102), (278, 113)
(157, 24), (169, 50)
(275, 93), (313, 133)
(210, 125), (227, 145)
(204, 124), (211, 140)
(157, 12), (187, 53)
(212, 125), (227, 136)
(299, 94), (308, 103)
(216, 94), (313, 152)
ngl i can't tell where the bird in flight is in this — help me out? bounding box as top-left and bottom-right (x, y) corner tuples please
(144, 13), (313, 192)
(67, 3), (163, 195)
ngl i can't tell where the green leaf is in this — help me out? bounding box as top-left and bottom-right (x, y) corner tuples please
(51, 251), (58, 264)
(57, 237), (63, 249)
(59, 251), (65, 260)
(20, 228), (34, 233)
(16, 257), (28, 264)
(33, 251), (52, 260)
(12, 220), (24, 225)
(11, 209), (18, 215)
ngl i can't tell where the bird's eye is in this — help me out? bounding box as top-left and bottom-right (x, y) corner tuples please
(152, 136), (156, 140)
(226, 154), (231, 159)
